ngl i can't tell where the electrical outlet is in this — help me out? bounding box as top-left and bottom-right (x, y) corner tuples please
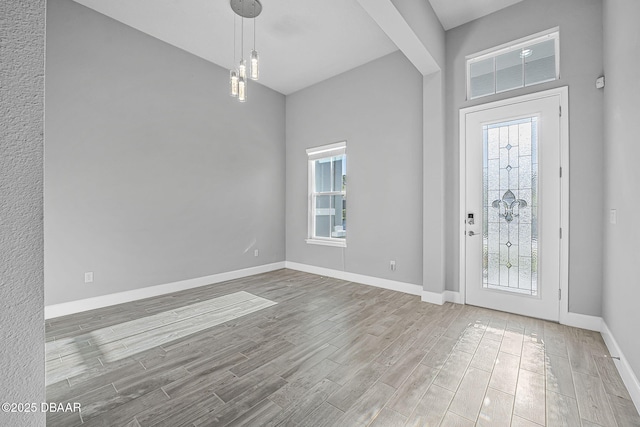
(390, 260), (396, 271)
(254, 249), (259, 257)
(84, 272), (94, 283)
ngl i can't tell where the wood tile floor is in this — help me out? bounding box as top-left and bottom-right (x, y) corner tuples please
(45, 269), (640, 426)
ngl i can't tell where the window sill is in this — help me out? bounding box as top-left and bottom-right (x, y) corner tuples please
(305, 238), (347, 248)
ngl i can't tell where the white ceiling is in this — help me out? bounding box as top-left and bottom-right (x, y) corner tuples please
(73, 0), (524, 94)
(428, 0), (525, 31)
(73, 0), (398, 95)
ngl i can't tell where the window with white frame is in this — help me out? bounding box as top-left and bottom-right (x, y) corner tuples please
(467, 28), (559, 100)
(306, 142), (346, 247)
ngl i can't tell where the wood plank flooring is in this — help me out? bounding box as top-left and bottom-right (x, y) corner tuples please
(45, 269), (640, 426)
(46, 291), (277, 386)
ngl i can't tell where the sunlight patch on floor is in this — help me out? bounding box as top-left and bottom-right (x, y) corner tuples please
(45, 291), (276, 386)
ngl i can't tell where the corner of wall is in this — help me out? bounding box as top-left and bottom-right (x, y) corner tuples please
(0, 0), (46, 422)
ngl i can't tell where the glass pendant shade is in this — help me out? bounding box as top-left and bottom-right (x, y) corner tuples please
(229, 69), (239, 97)
(238, 76), (247, 102)
(230, 0), (262, 103)
(239, 59), (247, 79)
(250, 50), (259, 80)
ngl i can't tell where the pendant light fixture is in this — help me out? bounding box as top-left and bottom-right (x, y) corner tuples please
(238, 16), (247, 102)
(250, 3), (259, 81)
(229, 15), (239, 98)
(229, 0), (261, 102)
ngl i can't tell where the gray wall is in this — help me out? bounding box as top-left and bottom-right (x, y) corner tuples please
(423, 71), (446, 295)
(0, 0), (46, 424)
(602, 0), (640, 379)
(45, 0), (285, 306)
(445, 0), (605, 316)
(285, 51), (424, 286)
(389, 0), (447, 296)
(391, 0), (445, 68)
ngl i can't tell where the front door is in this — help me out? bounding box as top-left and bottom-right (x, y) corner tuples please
(462, 89), (566, 321)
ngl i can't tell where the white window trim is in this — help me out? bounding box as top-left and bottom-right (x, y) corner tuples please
(306, 141), (347, 160)
(306, 141), (347, 248)
(305, 237), (347, 247)
(466, 27), (560, 100)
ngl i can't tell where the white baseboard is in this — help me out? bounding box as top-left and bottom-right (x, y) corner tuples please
(421, 290), (444, 305)
(421, 290), (462, 305)
(444, 291), (463, 304)
(44, 262), (286, 319)
(601, 321), (640, 413)
(284, 262), (422, 296)
(560, 311), (602, 332)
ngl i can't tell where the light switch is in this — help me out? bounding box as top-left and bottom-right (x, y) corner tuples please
(610, 209), (617, 225)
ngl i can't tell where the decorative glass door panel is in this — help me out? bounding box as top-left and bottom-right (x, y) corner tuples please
(483, 118), (538, 296)
(463, 91), (564, 321)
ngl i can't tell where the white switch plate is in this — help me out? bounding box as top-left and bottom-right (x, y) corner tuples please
(610, 209), (617, 224)
(84, 272), (94, 283)
(390, 260), (396, 271)
(254, 249), (259, 257)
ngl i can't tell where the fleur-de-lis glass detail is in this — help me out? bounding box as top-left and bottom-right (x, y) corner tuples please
(483, 117), (538, 296)
(491, 189), (527, 223)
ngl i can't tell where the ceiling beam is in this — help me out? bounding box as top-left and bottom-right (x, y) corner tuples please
(356, 0), (441, 75)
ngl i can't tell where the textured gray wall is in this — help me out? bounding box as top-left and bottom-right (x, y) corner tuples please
(445, 0), (605, 316)
(0, 0), (46, 425)
(45, 0), (285, 305)
(602, 0), (640, 380)
(285, 51), (424, 286)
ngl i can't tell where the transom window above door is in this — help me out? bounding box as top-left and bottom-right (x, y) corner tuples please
(466, 28), (559, 100)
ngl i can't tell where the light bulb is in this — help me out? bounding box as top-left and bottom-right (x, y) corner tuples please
(239, 59), (247, 79)
(520, 49), (533, 59)
(229, 69), (239, 97)
(238, 76), (246, 102)
(250, 50), (259, 80)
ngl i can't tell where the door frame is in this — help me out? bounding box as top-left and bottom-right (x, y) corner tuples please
(458, 87), (570, 322)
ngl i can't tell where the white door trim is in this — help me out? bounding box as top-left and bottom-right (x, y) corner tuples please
(459, 87), (570, 322)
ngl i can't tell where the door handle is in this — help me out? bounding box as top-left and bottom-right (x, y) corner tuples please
(468, 231), (480, 236)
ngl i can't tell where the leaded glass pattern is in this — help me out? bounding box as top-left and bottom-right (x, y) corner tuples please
(483, 117), (538, 295)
